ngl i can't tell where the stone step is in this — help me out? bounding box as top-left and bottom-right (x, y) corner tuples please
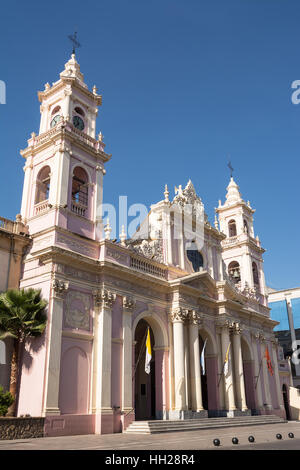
(124, 415), (286, 434)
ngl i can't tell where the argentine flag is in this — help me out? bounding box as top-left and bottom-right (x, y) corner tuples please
(145, 328), (152, 374)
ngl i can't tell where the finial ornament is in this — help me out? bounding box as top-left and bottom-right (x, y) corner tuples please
(120, 225), (126, 245)
(68, 31), (81, 55)
(164, 184), (169, 202)
(104, 218), (112, 240)
(98, 131), (103, 142)
(214, 213), (219, 230)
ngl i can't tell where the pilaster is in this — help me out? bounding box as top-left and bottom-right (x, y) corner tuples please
(44, 278), (69, 415)
(230, 322), (248, 411)
(121, 296), (135, 417)
(188, 311), (205, 414)
(92, 288), (116, 434)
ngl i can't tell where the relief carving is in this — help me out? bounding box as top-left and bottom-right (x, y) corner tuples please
(65, 291), (91, 331)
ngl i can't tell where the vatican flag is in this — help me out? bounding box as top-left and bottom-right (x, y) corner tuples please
(145, 328), (152, 374)
(223, 342), (231, 377)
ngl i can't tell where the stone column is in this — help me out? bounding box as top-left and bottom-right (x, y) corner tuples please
(121, 296), (135, 425)
(165, 209), (173, 265)
(216, 330), (225, 410)
(251, 332), (263, 411)
(242, 251), (254, 289)
(169, 307), (189, 418)
(219, 320), (236, 413)
(44, 279), (69, 415)
(92, 289), (116, 434)
(63, 89), (71, 119)
(231, 323), (248, 411)
(271, 337), (285, 413)
(54, 148), (71, 208)
(20, 161), (33, 222)
(188, 311), (205, 414)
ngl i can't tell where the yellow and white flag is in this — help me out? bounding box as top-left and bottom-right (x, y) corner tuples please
(145, 328), (152, 374)
(224, 342), (231, 377)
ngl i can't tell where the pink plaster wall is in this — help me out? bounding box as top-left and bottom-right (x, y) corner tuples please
(17, 281), (51, 417)
(45, 414), (95, 437)
(58, 337), (92, 414)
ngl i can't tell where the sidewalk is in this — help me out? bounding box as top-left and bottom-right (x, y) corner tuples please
(0, 421), (299, 450)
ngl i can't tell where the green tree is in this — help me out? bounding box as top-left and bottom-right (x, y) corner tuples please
(0, 288), (47, 416)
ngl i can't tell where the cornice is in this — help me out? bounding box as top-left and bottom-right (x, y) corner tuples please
(38, 77), (102, 106)
(20, 123), (111, 163)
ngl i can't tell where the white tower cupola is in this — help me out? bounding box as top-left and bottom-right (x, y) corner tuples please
(216, 176), (267, 305)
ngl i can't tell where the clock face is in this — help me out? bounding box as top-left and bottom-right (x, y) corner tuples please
(50, 114), (61, 128)
(73, 115), (85, 131)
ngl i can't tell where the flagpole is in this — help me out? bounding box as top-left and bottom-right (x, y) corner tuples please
(255, 357), (263, 390)
(132, 328), (148, 380)
(124, 327), (150, 419)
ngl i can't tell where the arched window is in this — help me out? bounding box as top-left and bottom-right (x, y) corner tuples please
(187, 249), (204, 272)
(244, 219), (249, 234)
(74, 106), (85, 117)
(51, 105), (61, 116)
(35, 166), (51, 204)
(252, 262), (259, 286)
(228, 261), (241, 284)
(228, 219), (237, 237)
(71, 167), (89, 216)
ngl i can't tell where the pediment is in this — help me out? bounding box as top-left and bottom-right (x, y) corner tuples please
(181, 276), (217, 299)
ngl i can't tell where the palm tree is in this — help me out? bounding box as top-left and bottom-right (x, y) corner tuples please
(0, 288), (47, 416)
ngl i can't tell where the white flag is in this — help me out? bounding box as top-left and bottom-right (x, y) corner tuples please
(224, 342), (231, 377)
(200, 339), (207, 375)
(145, 328), (152, 374)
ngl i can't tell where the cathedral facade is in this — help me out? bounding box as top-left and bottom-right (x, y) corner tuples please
(12, 55), (289, 436)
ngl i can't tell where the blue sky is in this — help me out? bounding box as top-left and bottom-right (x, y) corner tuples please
(0, 0), (300, 290)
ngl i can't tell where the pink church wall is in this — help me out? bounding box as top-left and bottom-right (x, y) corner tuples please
(45, 414), (95, 437)
(58, 336), (92, 414)
(17, 281), (51, 417)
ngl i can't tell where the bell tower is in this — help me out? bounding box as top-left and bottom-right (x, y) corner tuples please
(19, 54), (111, 240)
(216, 177), (267, 304)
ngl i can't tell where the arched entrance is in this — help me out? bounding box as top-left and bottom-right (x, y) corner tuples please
(282, 384), (291, 420)
(134, 319), (156, 420)
(199, 327), (218, 413)
(241, 336), (256, 412)
(133, 312), (169, 421)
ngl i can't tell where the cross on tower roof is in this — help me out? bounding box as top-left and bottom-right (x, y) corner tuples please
(68, 31), (81, 55)
(228, 160), (234, 178)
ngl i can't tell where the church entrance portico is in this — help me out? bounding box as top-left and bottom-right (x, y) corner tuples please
(134, 320), (155, 420)
(133, 313), (169, 421)
(198, 328), (219, 415)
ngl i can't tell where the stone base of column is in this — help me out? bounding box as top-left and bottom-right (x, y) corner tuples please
(45, 407), (61, 416)
(226, 409), (251, 417)
(94, 408), (114, 434)
(168, 410), (208, 420)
